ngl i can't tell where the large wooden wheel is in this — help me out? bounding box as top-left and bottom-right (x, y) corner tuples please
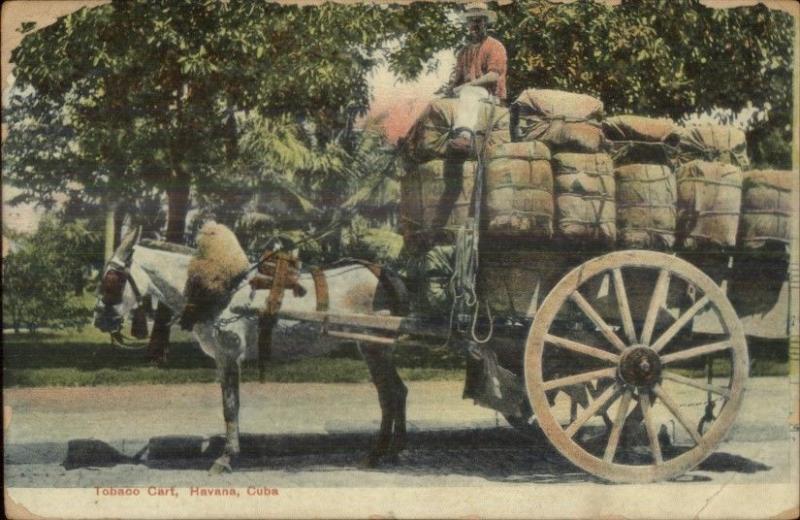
(525, 250), (748, 483)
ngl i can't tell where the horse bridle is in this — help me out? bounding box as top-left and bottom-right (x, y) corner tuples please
(100, 250), (148, 349)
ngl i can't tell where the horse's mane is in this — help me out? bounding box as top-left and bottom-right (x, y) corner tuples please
(139, 239), (197, 257)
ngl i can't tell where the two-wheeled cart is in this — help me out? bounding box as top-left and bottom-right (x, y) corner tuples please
(274, 242), (791, 483)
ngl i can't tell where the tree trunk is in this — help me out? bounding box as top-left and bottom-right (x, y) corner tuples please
(104, 201), (117, 261)
(165, 179), (190, 243)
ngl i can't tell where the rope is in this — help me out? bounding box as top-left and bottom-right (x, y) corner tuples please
(445, 98), (498, 345)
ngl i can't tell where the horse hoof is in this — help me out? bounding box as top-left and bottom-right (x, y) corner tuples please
(209, 456), (233, 475)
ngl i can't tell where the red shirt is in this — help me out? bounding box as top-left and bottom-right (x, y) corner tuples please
(454, 36), (508, 100)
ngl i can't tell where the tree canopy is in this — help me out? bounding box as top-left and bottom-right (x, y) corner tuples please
(4, 0), (795, 233)
(492, 0), (794, 167)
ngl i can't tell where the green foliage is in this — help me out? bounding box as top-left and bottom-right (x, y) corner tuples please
(491, 0), (794, 167)
(2, 327), (463, 387)
(6, 1), (454, 224)
(2, 217), (97, 332)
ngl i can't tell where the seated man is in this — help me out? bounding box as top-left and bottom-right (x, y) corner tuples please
(440, 3), (508, 154)
(444, 2), (507, 103)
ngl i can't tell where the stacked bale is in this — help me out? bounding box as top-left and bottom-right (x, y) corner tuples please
(675, 161), (743, 250)
(483, 141), (553, 240)
(512, 88), (615, 248)
(738, 170), (793, 250)
(400, 98), (510, 251)
(550, 153), (616, 247)
(603, 115), (678, 250)
(673, 123), (750, 170)
(671, 124), (748, 250)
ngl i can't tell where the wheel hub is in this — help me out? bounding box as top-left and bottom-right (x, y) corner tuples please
(619, 346), (662, 387)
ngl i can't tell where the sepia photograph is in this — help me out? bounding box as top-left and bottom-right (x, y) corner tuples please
(2, 0), (798, 518)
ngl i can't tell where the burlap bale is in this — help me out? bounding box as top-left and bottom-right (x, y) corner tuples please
(676, 160), (743, 250)
(182, 223), (250, 328)
(487, 140), (551, 161)
(739, 169), (793, 249)
(515, 118), (607, 153)
(484, 156), (554, 240)
(514, 89), (604, 120)
(615, 164), (677, 249)
(672, 124), (750, 169)
(404, 98), (510, 162)
(603, 115), (677, 142)
(552, 153), (616, 247)
(400, 159), (478, 249)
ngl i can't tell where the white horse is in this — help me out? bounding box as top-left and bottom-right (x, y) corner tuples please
(94, 229), (409, 473)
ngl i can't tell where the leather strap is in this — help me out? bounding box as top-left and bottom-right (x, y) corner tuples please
(265, 253), (291, 315)
(311, 268), (329, 312)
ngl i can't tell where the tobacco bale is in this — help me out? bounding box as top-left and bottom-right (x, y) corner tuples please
(400, 159), (478, 250)
(552, 153), (616, 247)
(515, 118), (607, 153)
(676, 160), (743, 250)
(672, 124), (750, 169)
(739, 169), (793, 250)
(602, 115), (677, 142)
(615, 164), (677, 250)
(484, 141), (554, 240)
(403, 98), (510, 162)
(487, 140), (551, 161)
(514, 88), (604, 120)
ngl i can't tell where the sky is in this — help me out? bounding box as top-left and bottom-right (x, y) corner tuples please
(1, 1), (453, 235)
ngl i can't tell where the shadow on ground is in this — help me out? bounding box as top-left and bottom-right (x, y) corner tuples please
(58, 427), (771, 484)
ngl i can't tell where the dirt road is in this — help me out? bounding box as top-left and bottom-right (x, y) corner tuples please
(4, 378), (799, 518)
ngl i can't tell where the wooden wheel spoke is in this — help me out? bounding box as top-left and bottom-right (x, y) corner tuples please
(662, 371), (731, 398)
(544, 334), (620, 364)
(569, 291), (628, 352)
(604, 389), (633, 462)
(542, 368), (617, 391)
(653, 384), (705, 447)
(639, 392), (663, 465)
(650, 295), (710, 353)
(612, 268), (637, 345)
(660, 340), (731, 365)
(641, 269), (670, 346)
(565, 384), (620, 438)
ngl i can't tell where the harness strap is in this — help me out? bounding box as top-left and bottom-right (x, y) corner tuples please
(265, 253), (292, 316)
(311, 268), (329, 312)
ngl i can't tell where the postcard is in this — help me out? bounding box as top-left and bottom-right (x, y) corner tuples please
(3, 0), (798, 518)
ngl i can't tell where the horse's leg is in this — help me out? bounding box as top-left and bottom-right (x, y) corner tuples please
(210, 330), (242, 474)
(387, 363), (408, 456)
(146, 301), (172, 364)
(257, 315), (275, 383)
(359, 343), (407, 466)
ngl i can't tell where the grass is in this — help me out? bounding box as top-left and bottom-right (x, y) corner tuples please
(2, 327), (464, 388)
(2, 327), (788, 388)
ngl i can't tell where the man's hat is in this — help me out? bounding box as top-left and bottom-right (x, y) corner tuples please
(460, 2), (497, 24)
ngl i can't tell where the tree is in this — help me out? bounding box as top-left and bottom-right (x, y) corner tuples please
(2, 217), (94, 333)
(6, 0), (454, 357)
(489, 0), (794, 167)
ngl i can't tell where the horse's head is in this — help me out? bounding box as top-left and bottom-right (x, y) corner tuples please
(93, 227), (144, 334)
